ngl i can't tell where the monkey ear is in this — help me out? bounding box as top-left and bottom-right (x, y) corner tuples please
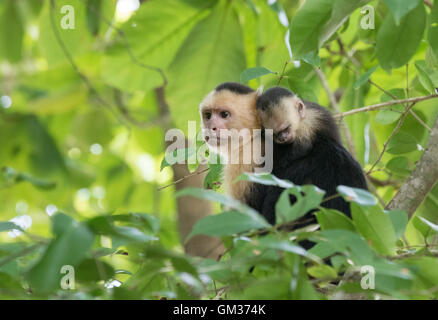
(297, 100), (306, 118)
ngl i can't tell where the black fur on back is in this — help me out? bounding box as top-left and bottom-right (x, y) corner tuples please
(215, 82), (254, 95)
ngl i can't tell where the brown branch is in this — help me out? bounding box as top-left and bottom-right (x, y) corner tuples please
(369, 76), (432, 132)
(386, 114), (438, 218)
(337, 94), (438, 118)
(277, 60), (289, 85)
(155, 87), (224, 259)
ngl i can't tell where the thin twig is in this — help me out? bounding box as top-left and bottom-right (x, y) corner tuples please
(368, 79), (432, 132)
(337, 94), (438, 118)
(158, 167), (210, 191)
(367, 102), (417, 175)
(277, 60), (289, 85)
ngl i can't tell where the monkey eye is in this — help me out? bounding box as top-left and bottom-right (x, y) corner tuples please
(204, 112), (212, 120)
(220, 111), (230, 119)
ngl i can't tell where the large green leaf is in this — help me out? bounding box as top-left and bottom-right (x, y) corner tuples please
(351, 203), (397, 255)
(290, 0), (368, 58)
(26, 214), (95, 292)
(240, 67), (275, 83)
(38, 0), (94, 66)
(315, 208), (356, 231)
(387, 132), (418, 154)
(376, 3), (426, 70)
(319, 0), (370, 46)
(187, 210), (267, 240)
(289, 0), (333, 58)
(177, 187), (270, 227)
(0, 0), (24, 62)
(102, 0), (215, 92)
(167, 2), (246, 130)
(428, 1), (438, 58)
(383, 0), (421, 25)
(275, 185), (325, 224)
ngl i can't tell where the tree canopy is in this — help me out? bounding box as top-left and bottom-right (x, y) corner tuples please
(1, 0), (438, 300)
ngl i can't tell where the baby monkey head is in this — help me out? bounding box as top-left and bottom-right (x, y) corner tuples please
(256, 87), (305, 144)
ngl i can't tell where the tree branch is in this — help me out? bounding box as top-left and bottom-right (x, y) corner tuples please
(337, 94), (438, 118)
(387, 114), (438, 218)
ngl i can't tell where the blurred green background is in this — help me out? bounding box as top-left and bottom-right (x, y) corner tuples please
(1, 0), (438, 299)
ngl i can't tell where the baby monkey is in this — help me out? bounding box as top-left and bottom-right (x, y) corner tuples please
(256, 87), (368, 228)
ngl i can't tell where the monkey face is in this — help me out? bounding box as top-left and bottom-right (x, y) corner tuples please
(258, 96), (306, 145)
(199, 89), (260, 149)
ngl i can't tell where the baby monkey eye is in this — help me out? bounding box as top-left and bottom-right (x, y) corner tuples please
(220, 111), (230, 119)
(205, 112), (212, 120)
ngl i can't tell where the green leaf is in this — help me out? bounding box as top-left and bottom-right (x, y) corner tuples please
(87, 216), (158, 244)
(203, 162), (223, 190)
(289, 0), (333, 58)
(2, 167), (56, 190)
(102, 0), (215, 92)
(38, 0), (94, 66)
(337, 185), (377, 206)
(255, 236), (322, 263)
(160, 148), (196, 171)
(375, 88), (406, 125)
(288, 78), (318, 102)
(240, 67), (275, 83)
(412, 216), (433, 238)
(0, 0), (23, 62)
(26, 215), (95, 292)
(307, 264), (337, 279)
(85, 0), (101, 36)
(310, 230), (375, 265)
(386, 156), (411, 176)
(376, 3), (426, 70)
(387, 132), (418, 154)
(418, 216), (438, 232)
(187, 210), (267, 240)
(353, 66), (378, 89)
(167, 1), (246, 130)
(415, 60), (437, 93)
(383, 0), (421, 25)
(385, 210), (408, 240)
(428, 1), (438, 58)
(351, 203), (397, 255)
(290, 0), (369, 58)
(236, 172), (295, 188)
(275, 185), (325, 224)
(319, 0), (370, 45)
(112, 212), (161, 234)
(315, 208), (356, 231)
(0, 222), (23, 233)
(76, 258), (115, 282)
(176, 188), (270, 227)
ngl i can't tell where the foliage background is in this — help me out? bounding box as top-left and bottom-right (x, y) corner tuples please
(1, 0), (438, 299)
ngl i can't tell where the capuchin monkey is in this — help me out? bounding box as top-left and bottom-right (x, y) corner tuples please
(199, 82), (266, 211)
(256, 87), (368, 231)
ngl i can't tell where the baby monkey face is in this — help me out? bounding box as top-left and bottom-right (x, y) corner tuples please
(258, 96), (305, 144)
